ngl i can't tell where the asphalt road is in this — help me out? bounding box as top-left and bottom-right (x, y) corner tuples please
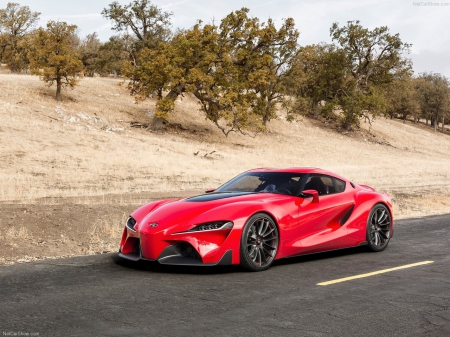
(1, 214), (449, 337)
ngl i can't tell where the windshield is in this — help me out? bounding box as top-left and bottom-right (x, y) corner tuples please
(215, 172), (305, 196)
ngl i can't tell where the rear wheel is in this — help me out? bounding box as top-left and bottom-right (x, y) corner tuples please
(366, 204), (391, 252)
(240, 213), (279, 272)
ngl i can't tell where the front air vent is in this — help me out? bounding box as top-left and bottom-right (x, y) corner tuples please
(177, 242), (201, 260)
(126, 216), (137, 232)
(132, 239), (141, 255)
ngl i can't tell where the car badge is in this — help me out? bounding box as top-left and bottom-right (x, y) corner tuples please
(149, 222), (158, 228)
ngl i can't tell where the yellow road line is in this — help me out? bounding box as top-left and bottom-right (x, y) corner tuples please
(317, 260), (434, 286)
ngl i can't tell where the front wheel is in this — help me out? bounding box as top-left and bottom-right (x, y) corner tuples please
(366, 204), (391, 252)
(240, 213), (279, 272)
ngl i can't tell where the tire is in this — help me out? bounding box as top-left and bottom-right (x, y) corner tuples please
(240, 213), (279, 272)
(366, 204), (391, 252)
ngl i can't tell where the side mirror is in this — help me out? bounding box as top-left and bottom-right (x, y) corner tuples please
(302, 189), (319, 203)
(205, 188), (216, 193)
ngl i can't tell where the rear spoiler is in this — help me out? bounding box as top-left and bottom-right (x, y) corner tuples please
(359, 184), (376, 192)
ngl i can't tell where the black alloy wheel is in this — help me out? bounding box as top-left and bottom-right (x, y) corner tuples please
(366, 204), (391, 252)
(240, 213), (279, 271)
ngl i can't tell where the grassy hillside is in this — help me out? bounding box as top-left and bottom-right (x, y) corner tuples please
(1, 74), (450, 264)
(1, 74), (450, 215)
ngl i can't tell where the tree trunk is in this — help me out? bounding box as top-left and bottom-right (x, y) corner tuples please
(442, 115), (445, 133)
(262, 114), (269, 126)
(113, 70), (118, 78)
(165, 83), (185, 100)
(342, 116), (352, 130)
(262, 99), (271, 126)
(434, 115), (437, 132)
(56, 76), (62, 101)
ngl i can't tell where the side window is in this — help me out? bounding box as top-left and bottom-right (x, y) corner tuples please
(304, 175), (329, 196)
(320, 176), (334, 193)
(303, 175), (346, 195)
(333, 178), (346, 193)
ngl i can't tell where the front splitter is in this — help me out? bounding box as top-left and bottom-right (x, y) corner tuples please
(118, 247), (232, 266)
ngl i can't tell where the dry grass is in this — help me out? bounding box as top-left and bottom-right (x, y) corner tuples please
(87, 213), (128, 254)
(1, 74), (450, 218)
(3, 226), (33, 240)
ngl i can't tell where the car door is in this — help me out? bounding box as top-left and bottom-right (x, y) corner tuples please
(297, 174), (355, 254)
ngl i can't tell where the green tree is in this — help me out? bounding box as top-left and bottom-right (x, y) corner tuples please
(102, 0), (172, 65)
(415, 72), (450, 132)
(96, 35), (129, 77)
(384, 75), (421, 122)
(288, 43), (347, 119)
(250, 17), (299, 125)
(28, 21), (84, 101)
(0, 2), (40, 72)
(78, 32), (101, 76)
(329, 20), (411, 129)
(125, 8), (299, 136)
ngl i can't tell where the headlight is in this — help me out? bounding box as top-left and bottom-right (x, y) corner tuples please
(126, 216), (137, 232)
(189, 221), (233, 232)
(172, 221), (233, 235)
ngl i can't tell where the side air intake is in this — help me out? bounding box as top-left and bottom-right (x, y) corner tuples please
(340, 205), (355, 226)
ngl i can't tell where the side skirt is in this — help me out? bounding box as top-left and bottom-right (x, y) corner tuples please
(281, 242), (368, 260)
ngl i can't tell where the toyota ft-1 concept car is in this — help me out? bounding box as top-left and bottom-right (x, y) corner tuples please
(119, 168), (393, 271)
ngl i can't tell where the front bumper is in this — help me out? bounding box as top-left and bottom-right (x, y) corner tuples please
(119, 223), (239, 266)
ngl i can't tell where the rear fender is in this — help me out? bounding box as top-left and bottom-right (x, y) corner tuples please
(347, 191), (393, 242)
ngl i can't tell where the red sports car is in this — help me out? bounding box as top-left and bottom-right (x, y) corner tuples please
(119, 168), (393, 271)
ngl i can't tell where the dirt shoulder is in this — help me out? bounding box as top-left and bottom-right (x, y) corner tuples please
(1, 188), (449, 265)
(0, 191), (196, 265)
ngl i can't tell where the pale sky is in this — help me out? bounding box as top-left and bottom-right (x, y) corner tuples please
(13, 0), (450, 77)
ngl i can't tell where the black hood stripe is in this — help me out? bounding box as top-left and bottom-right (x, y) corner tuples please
(184, 192), (256, 202)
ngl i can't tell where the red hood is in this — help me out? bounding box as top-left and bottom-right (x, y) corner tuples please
(135, 192), (280, 234)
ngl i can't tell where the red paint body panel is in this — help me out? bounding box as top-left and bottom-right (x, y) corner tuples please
(119, 167), (394, 266)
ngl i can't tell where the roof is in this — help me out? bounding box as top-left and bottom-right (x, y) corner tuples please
(246, 167), (348, 181)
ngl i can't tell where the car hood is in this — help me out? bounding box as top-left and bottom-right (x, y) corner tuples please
(136, 192), (279, 234)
